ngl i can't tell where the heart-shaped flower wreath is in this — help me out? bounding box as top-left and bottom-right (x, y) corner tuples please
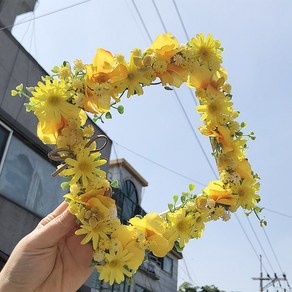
(13, 33), (262, 285)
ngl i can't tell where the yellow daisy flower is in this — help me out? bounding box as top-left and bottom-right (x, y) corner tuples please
(97, 243), (133, 285)
(196, 85), (233, 126)
(63, 148), (106, 187)
(235, 179), (260, 210)
(75, 217), (120, 250)
(30, 79), (84, 144)
(165, 208), (197, 248)
(188, 33), (222, 71)
(114, 53), (152, 97)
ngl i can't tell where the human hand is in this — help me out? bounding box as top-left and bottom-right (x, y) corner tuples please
(0, 202), (94, 292)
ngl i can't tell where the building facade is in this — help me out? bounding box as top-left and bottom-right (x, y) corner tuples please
(0, 1), (181, 291)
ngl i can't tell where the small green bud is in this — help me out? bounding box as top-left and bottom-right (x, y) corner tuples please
(173, 195), (178, 204)
(51, 66), (60, 73)
(105, 112), (112, 119)
(240, 122), (247, 128)
(60, 181), (70, 190)
(110, 180), (119, 188)
(26, 87), (35, 93)
(189, 183), (195, 192)
(16, 84), (23, 91)
(117, 105), (124, 114)
(11, 90), (18, 96)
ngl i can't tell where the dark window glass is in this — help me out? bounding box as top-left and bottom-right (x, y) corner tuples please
(121, 180), (138, 223)
(162, 256), (173, 275)
(0, 124), (9, 158)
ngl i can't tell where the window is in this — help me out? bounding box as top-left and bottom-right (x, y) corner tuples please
(162, 256), (173, 275)
(0, 135), (65, 216)
(121, 179), (138, 223)
(0, 121), (12, 174)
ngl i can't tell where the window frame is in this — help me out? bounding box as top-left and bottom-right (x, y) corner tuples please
(162, 255), (173, 276)
(0, 121), (13, 175)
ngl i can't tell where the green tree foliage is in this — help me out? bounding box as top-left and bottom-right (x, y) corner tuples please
(178, 282), (225, 292)
(178, 282), (197, 292)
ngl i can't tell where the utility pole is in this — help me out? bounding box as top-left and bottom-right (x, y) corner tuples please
(252, 255), (264, 291)
(252, 255), (290, 291)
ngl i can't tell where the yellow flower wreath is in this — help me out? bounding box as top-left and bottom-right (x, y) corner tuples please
(13, 32), (262, 285)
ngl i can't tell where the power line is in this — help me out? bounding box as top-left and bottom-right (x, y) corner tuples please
(131, 0), (217, 180)
(130, 1), (288, 288)
(264, 208), (292, 219)
(246, 216), (275, 273)
(172, 89), (218, 178)
(114, 141), (206, 187)
(183, 257), (196, 286)
(172, 0), (190, 40)
(151, 0), (218, 179)
(170, 1), (290, 283)
(0, 0), (92, 32)
(235, 214), (269, 275)
(151, 0), (167, 33)
(171, 0), (199, 106)
(133, 0), (262, 265)
(130, 0), (153, 43)
(262, 227), (285, 275)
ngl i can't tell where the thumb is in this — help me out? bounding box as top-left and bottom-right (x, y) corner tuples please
(32, 208), (77, 247)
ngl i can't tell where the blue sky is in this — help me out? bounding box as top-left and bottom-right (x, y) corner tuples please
(12, 0), (292, 291)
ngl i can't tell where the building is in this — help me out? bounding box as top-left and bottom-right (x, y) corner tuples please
(105, 159), (182, 292)
(0, 1), (182, 291)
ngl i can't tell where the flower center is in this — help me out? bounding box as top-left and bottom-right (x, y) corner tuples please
(200, 47), (210, 60)
(128, 73), (135, 80)
(209, 102), (217, 113)
(109, 259), (119, 268)
(48, 95), (61, 106)
(176, 220), (187, 231)
(238, 189), (245, 197)
(78, 161), (92, 172)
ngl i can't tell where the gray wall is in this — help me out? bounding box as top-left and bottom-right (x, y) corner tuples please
(0, 195), (40, 255)
(0, 0), (37, 30)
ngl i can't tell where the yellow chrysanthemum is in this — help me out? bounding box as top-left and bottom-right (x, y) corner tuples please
(97, 243), (133, 285)
(196, 85), (233, 126)
(165, 208), (198, 248)
(188, 33), (222, 71)
(114, 53), (153, 97)
(75, 218), (120, 250)
(111, 225), (145, 271)
(235, 179), (260, 210)
(224, 137), (247, 163)
(30, 79), (84, 144)
(192, 211), (210, 238)
(63, 148), (106, 187)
